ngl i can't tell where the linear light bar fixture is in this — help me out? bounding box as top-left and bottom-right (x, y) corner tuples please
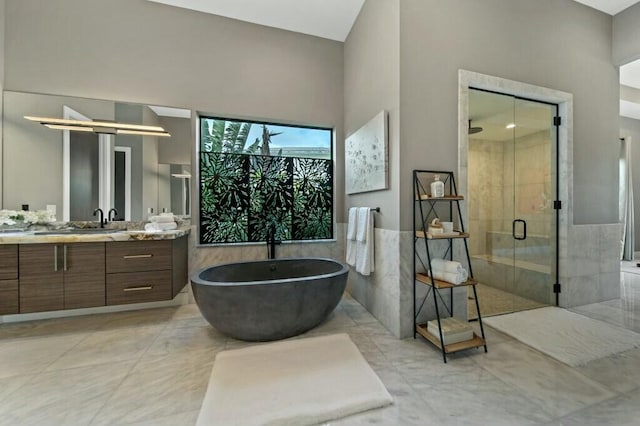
(25, 116), (171, 137)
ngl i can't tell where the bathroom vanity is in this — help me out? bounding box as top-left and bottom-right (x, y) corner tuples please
(0, 230), (188, 316)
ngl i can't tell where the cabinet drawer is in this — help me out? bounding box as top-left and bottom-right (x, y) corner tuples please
(0, 280), (19, 315)
(0, 245), (18, 280)
(106, 270), (172, 305)
(106, 241), (172, 273)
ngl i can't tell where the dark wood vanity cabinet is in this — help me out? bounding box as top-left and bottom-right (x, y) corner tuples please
(0, 245), (19, 314)
(19, 243), (105, 313)
(5, 235), (187, 315)
(105, 238), (188, 305)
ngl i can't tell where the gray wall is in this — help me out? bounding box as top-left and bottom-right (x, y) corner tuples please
(4, 0), (344, 219)
(344, 0), (400, 231)
(613, 1), (640, 65)
(142, 106), (159, 218)
(159, 116), (192, 165)
(621, 116), (640, 250)
(399, 0), (619, 229)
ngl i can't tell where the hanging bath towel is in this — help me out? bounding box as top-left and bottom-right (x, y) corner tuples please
(355, 207), (375, 275)
(346, 207), (358, 266)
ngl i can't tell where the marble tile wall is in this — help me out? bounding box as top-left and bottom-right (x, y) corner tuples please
(562, 224), (621, 307)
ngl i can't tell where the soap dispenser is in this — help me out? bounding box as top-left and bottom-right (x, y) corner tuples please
(430, 175), (445, 198)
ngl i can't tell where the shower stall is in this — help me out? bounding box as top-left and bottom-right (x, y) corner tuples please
(468, 88), (558, 318)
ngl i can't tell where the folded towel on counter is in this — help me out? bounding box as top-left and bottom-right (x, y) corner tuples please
(144, 222), (177, 232)
(428, 267), (468, 285)
(430, 258), (463, 274)
(150, 214), (175, 223)
(346, 207), (358, 266)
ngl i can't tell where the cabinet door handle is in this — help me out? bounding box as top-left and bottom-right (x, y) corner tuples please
(53, 245), (58, 272)
(123, 254), (153, 259)
(63, 245), (68, 271)
(123, 286), (153, 292)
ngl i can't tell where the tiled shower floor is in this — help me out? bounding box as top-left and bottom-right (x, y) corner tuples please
(468, 283), (548, 319)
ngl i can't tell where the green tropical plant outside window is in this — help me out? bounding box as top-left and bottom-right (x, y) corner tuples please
(198, 116), (333, 244)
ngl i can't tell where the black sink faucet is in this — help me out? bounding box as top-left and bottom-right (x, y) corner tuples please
(266, 224), (281, 260)
(93, 208), (105, 228)
(108, 208), (118, 222)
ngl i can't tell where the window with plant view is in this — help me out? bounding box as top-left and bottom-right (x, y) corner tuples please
(198, 116), (333, 244)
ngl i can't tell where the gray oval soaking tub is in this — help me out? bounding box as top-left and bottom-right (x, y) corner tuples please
(191, 257), (349, 341)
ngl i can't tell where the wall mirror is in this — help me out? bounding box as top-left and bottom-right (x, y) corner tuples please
(2, 91), (192, 222)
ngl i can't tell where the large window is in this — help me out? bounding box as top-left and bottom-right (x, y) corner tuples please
(198, 116), (333, 244)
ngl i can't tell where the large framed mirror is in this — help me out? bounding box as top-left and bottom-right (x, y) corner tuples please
(2, 91), (193, 222)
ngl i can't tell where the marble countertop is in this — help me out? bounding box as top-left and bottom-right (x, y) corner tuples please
(0, 228), (190, 244)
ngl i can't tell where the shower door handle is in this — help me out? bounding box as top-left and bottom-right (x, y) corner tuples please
(512, 219), (526, 240)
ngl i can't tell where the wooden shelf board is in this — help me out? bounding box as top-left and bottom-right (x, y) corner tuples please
(416, 324), (485, 353)
(415, 273), (477, 288)
(416, 195), (464, 201)
(415, 231), (469, 240)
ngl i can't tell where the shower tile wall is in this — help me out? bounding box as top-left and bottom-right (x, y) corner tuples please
(468, 130), (553, 305)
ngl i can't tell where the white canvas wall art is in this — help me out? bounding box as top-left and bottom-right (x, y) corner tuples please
(345, 110), (388, 194)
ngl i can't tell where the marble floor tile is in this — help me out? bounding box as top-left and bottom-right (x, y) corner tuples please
(97, 307), (176, 330)
(0, 361), (134, 426)
(575, 347), (640, 393)
(411, 366), (553, 426)
(169, 303), (203, 322)
(473, 340), (617, 417)
(3, 275), (640, 426)
(0, 314), (111, 340)
(556, 387), (640, 426)
(0, 374), (34, 404)
(91, 350), (214, 425)
(0, 333), (88, 379)
(145, 323), (226, 357)
(45, 325), (165, 371)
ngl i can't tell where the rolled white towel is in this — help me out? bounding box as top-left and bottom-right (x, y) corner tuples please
(428, 268), (468, 285)
(144, 222), (177, 232)
(431, 258), (463, 274)
(150, 215), (175, 223)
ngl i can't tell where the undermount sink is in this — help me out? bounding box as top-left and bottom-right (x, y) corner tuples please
(34, 228), (123, 235)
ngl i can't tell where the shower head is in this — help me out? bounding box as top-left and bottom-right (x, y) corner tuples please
(468, 119), (483, 135)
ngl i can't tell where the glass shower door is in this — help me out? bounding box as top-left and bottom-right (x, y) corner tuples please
(509, 97), (557, 310)
(467, 88), (557, 318)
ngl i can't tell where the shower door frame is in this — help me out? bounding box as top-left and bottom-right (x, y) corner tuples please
(458, 70), (574, 309)
(468, 87), (560, 308)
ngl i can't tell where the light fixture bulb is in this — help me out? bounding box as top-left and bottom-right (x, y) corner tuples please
(506, 123), (516, 129)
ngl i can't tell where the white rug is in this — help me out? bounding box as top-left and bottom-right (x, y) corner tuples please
(196, 333), (393, 426)
(484, 307), (640, 367)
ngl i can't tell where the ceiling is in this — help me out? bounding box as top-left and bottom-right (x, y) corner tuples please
(148, 0), (365, 41)
(147, 0), (640, 118)
(148, 0), (637, 43)
(573, 0), (640, 14)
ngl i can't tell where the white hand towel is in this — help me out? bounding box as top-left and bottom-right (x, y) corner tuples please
(346, 208), (358, 241)
(355, 207), (369, 242)
(356, 208), (375, 276)
(346, 208), (358, 266)
(150, 214), (175, 223)
(431, 258), (463, 274)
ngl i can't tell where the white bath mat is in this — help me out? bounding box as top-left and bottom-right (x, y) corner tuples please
(196, 333), (393, 426)
(484, 307), (640, 366)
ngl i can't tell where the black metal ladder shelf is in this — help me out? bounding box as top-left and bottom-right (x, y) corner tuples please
(412, 170), (487, 363)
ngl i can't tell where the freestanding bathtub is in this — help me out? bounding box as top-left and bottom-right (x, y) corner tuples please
(191, 257), (349, 341)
